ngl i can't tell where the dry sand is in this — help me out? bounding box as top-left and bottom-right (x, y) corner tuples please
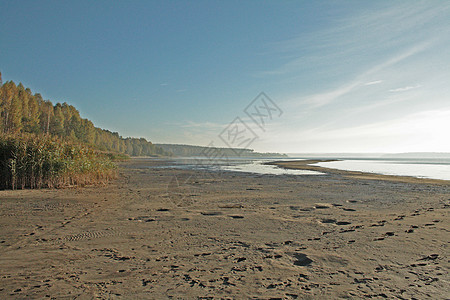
(0, 158), (449, 299)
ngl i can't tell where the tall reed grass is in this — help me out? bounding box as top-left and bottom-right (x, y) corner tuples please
(0, 134), (117, 189)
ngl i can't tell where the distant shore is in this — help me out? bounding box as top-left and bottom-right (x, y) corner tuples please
(268, 159), (450, 185)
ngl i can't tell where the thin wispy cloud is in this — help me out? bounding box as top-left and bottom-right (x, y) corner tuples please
(289, 41), (430, 109)
(259, 2), (446, 78)
(181, 121), (225, 129)
(302, 80), (360, 108)
(364, 80), (383, 86)
(389, 85), (421, 93)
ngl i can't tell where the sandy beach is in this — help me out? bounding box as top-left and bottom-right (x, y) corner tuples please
(0, 158), (449, 299)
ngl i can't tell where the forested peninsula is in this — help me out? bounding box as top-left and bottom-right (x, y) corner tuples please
(156, 143), (287, 158)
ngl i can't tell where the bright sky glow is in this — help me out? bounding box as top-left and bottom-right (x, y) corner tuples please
(1, 1), (449, 153)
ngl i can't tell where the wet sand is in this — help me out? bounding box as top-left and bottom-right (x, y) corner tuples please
(268, 160), (450, 185)
(0, 158), (449, 299)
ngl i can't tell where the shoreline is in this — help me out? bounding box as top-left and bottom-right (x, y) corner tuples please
(0, 158), (449, 298)
(267, 159), (450, 185)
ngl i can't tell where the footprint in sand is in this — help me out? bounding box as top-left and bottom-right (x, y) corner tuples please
(336, 221), (352, 225)
(201, 212), (223, 216)
(229, 215), (244, 219)
(405, 225), (418, 233)
(418, 254), (439, 261)
(292, 253), (313, 266)
(320, 219), (351, 226)
(129, 216), (156, 222)
(314, 204), (332, 209)
(219, 204), (244, 209)
(300, 208), (314, 212)
(341, 208), (356, 212)
(374, 232), (395, 241)
(370, 220), (386, 227)
(321, 218), (337, 224)
(290, 206), (314, 211)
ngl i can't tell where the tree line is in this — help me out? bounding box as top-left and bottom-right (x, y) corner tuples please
(155, 143), (287, 158)
(0, 75), (170, 157)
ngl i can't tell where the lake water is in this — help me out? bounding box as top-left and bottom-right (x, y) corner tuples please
(152, 157), (323, 176)
(220, 159), (323, 176)
(312, 158), (450, 181)
(144, 157), (450, 180)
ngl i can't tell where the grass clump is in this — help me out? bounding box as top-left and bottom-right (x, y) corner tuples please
(0, 134), (117, 190)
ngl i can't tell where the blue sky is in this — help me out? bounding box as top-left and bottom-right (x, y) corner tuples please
(1, 1), (449, 153)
